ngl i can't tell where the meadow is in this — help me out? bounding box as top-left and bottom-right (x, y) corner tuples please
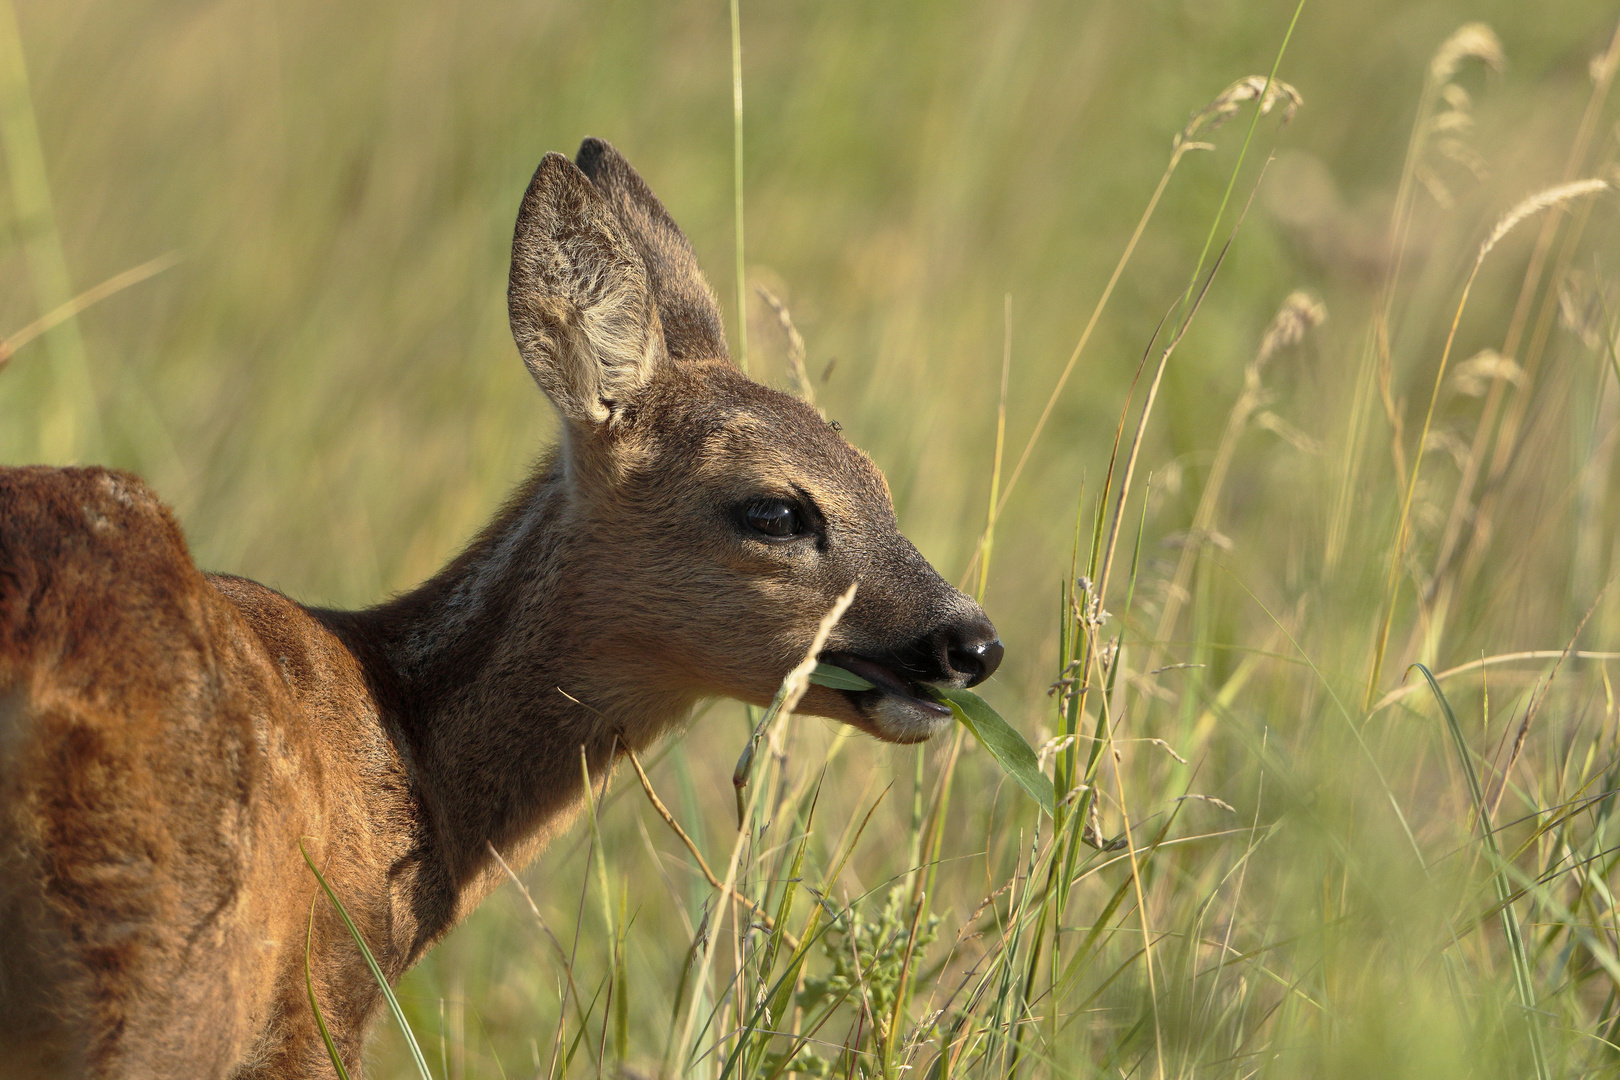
(4, 0), (1620, 1076)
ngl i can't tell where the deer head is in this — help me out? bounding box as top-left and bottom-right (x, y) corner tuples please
(506, 139), (1002, 744)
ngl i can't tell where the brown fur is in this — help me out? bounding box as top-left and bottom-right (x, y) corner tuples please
(0, 140), (1000, 1078)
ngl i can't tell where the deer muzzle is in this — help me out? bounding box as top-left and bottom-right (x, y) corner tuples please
(821, 610), (1003, 744)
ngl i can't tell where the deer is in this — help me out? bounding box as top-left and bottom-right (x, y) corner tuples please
(0, 138), (1003, 1079)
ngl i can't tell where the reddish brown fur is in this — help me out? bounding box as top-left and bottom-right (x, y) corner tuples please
(0, 140), (999, 1078)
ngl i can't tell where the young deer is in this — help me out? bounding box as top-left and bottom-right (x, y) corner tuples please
(0, 138), (1002, 1079)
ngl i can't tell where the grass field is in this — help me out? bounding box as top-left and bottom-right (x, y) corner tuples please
(6, 0), (1620, 1076)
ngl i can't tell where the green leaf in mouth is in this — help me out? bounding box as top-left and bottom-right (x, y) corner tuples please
(808, 662), (877, 692)
(929, 687), (1055, 816)
(810, 666), (1050, 815)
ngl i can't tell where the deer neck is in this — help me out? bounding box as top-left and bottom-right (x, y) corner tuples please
(321, 450), (694, 914)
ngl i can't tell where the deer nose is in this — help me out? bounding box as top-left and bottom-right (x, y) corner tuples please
(941, 620), (1004, 688)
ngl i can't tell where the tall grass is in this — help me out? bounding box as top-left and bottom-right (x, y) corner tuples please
(5, 1), (1620, 1076)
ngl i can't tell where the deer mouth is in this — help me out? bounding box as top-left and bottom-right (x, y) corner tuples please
(819, 651), (953, 744)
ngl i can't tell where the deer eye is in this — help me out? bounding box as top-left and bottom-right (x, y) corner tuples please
(743, 499), (805, 539)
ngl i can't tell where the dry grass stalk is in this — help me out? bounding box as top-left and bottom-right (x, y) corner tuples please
(624, 749), (798, 950)
(1375, 317), (1408, 485)
(0, 251), (180, 373)
(729, 0), (747, 374)
(959, 72), (1303, 590)
(482, 837), (595, 1042)
(1486, 583), (1610, 823)
(974, 294), (1013, 604)
(781, 582), (857, 721)
(1101, 194), (1252, 621)
(1370, 650), (1620, 713)
(1329, 22), (1505, 576)
(672, 583), (857, 1069)
(1426, 19), (1620, 618)
(1154, 291), (1324, 649)
(1364, 178), (1611, 706)
(756, 284), (814, 408)
(1101, 696), (1167, 1071)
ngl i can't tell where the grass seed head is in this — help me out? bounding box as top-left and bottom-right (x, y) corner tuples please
(1449, 349), (1524, 397)
(1429, 22), (1505, 86)
(1255, 290), (1326, 372)
(1477, 179), (1610, 267)
(1180, 75), (1303, 147)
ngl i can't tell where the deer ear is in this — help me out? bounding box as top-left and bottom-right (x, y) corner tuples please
(574, 138), (728, 363)
(508, 152), (665, 428)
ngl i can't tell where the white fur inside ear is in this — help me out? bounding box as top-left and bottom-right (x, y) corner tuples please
(577, 289), (663, 425)
(513, 252), (665, 428)
(508, 154), (666, 429)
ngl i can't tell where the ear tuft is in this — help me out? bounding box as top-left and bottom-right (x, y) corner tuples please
(508, 152), (665, 428)
(574, 138), (729, 363)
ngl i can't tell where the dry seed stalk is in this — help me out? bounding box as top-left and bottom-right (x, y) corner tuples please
(757, 284), (814, 408)
(624, 749), (798, 950)
(1365, 178), (1611, 707)
(1154, 291), (1324, 649)
(958, 70), (1302, 590)
(673, 584), (857, 1070)
(1426, 18), (1620, 615)
(1487, 580), (1611, 822)
(1330, 23), (1505, 574)
(0, 252), (180, 374)
(1477, 180), (1610, 264)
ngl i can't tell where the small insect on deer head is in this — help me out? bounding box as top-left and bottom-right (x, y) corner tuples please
(508, 139), (1002, 743)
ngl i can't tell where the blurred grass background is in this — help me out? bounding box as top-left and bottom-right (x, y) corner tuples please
(6, 0), (1620, 1076)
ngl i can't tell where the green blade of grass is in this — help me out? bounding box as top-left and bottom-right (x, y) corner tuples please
(563, 977), (609, 1073)
(300, 839), (435, 1080)
(931, 687), (1054, 816)
(813, 667), (1057, 816)
(304, 900), (354, 1080)
(808, 662), (876, 691)
(715, 788), (890, 1080)
(1413, 664), (1550, 1080)
(734, 781), (822, 1080)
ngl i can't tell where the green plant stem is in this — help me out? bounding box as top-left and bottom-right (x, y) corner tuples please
(1417, 665), (1551, 1080)
(730, 0), (748, 374)
(300, 840), (434, 1080)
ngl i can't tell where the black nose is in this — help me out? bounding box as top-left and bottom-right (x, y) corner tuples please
(941, 620), (1004, 688)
